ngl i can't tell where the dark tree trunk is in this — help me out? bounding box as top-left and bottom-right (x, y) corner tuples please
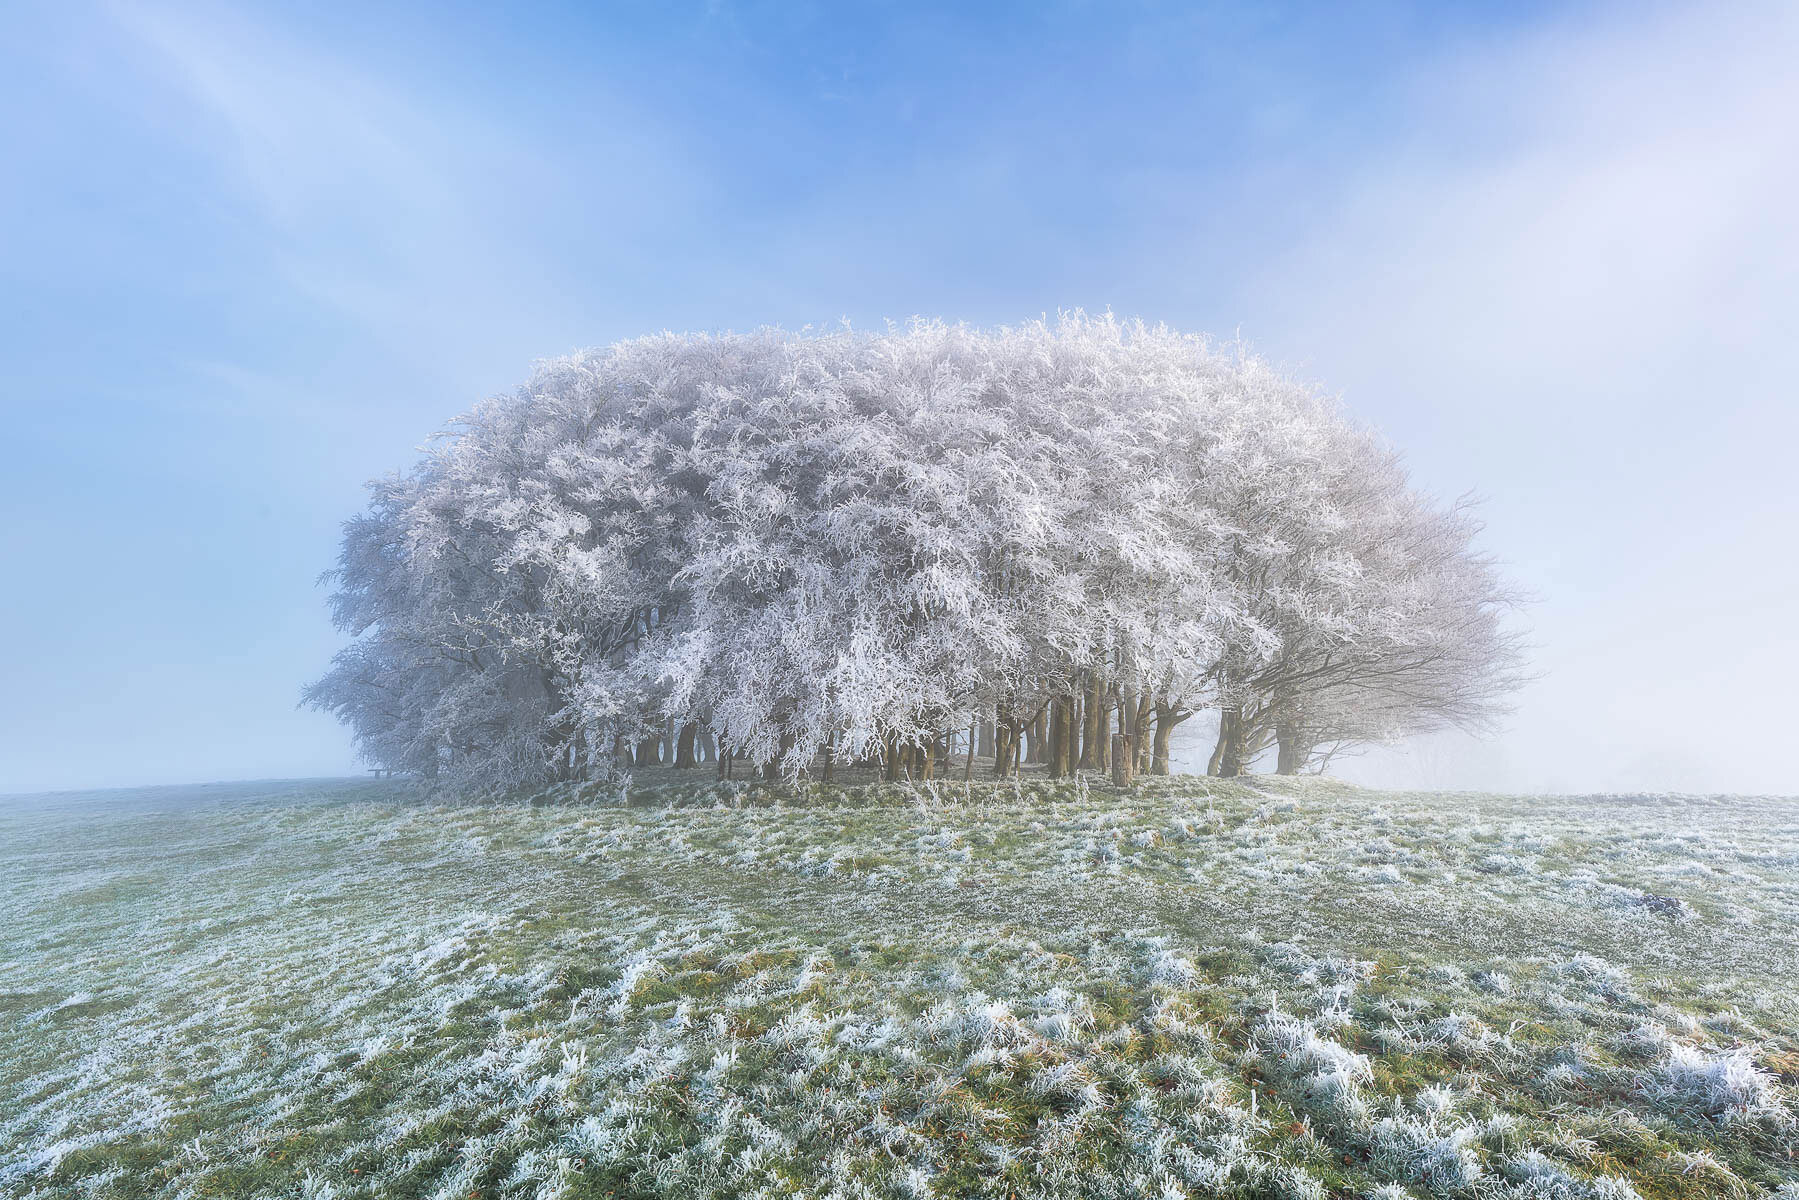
(1133, 693), (1154, 771)
(1275, 723), (1308, 775)
(992, 720), (1014, 778)
(883, 731), (901, 782)
(675, 722), (698, 768)
(964, 722), (977, 780)
(1078, 676), (1100, 770)
(1151, 704), (1183, 776)
(1093, 692), (1111, 773)
(1111, 733), (1135, 788)
(1214, 706), (1249, 777)
(1062, 694), (1080, 776)
(821, 733), (835, 783)
(635, 735), (661, 767)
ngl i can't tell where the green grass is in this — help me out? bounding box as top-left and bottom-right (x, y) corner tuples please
(3, 772), (1797, 1198)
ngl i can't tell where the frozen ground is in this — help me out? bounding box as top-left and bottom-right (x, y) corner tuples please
(3, 772), (1798, 1198)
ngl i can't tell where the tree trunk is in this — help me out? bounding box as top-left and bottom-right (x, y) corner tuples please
(1063, 694), (1080, 776)
(1078, 677), (1096, 769)
(883, 731), (902, 782)
(978, 720), (994, 759)
(821, 733), (835, 784)
(992, 720), (1013, 778)
(675, 722), (698, 768)
(1151, 704), (1181, 776)
(964, 722), (977, 780)
(1214, 706), (1249, 777)
(1111, 733), (1135, 787)
(1133, 693), (1154, 771)
(1027, 709), (1048, 763)
(1085, 676), (1111, 772)
(1275, 723), (1308, 775)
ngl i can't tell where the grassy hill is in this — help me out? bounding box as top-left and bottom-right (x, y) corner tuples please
(4, 772), (1798, 1198)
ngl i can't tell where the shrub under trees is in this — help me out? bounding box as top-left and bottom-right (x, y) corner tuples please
(305, 316), (1525, 791)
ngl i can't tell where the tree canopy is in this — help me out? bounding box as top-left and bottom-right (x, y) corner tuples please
(306, 316), (1525, 791)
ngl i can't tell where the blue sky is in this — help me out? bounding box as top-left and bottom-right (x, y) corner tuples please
(3, 0), (1795, 795)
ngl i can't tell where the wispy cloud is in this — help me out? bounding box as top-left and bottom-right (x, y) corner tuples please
(110, 3), (699, 383)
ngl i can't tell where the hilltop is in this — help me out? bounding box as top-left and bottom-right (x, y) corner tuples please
(4, 773), (1797, 1198)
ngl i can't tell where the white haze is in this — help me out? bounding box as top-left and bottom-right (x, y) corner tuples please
(1239, 2), (1799, 794)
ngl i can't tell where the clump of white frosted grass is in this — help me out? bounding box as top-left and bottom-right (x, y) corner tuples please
(1258, 1012), (1370, 1083)
(1552, 953), (1635, 1002)
(1422, 1011), (1491, 1058)
(1613, 1020), (1673, 1061)
(1259, 940), (1374, 986)
(1364, 1186), (1413, 1200)
(1030, 986), (1097, 1044)
(1364, 1115), (1484, 1193)
(1541, 1060), (1589, 1093)
(606, 950), (669, 1017)
(1641, 1043), (1787, 1124)
(1265, 1161), (1328, 1200)
(298, 1170), (340, 1200)
(1476, 1110), (1522, 1151)
(1412, 1083), (1458, 1119)
(1500, 1151), (1592, 1198)
(1473, 969), (1512, 995)
(1149, 947), (1201, 988)
(1257, 1011), (1372, 1124)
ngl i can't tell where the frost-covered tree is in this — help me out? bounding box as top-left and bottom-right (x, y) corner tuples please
(1192, 389), (1528, 777)
(307, 315), (1524, 792)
